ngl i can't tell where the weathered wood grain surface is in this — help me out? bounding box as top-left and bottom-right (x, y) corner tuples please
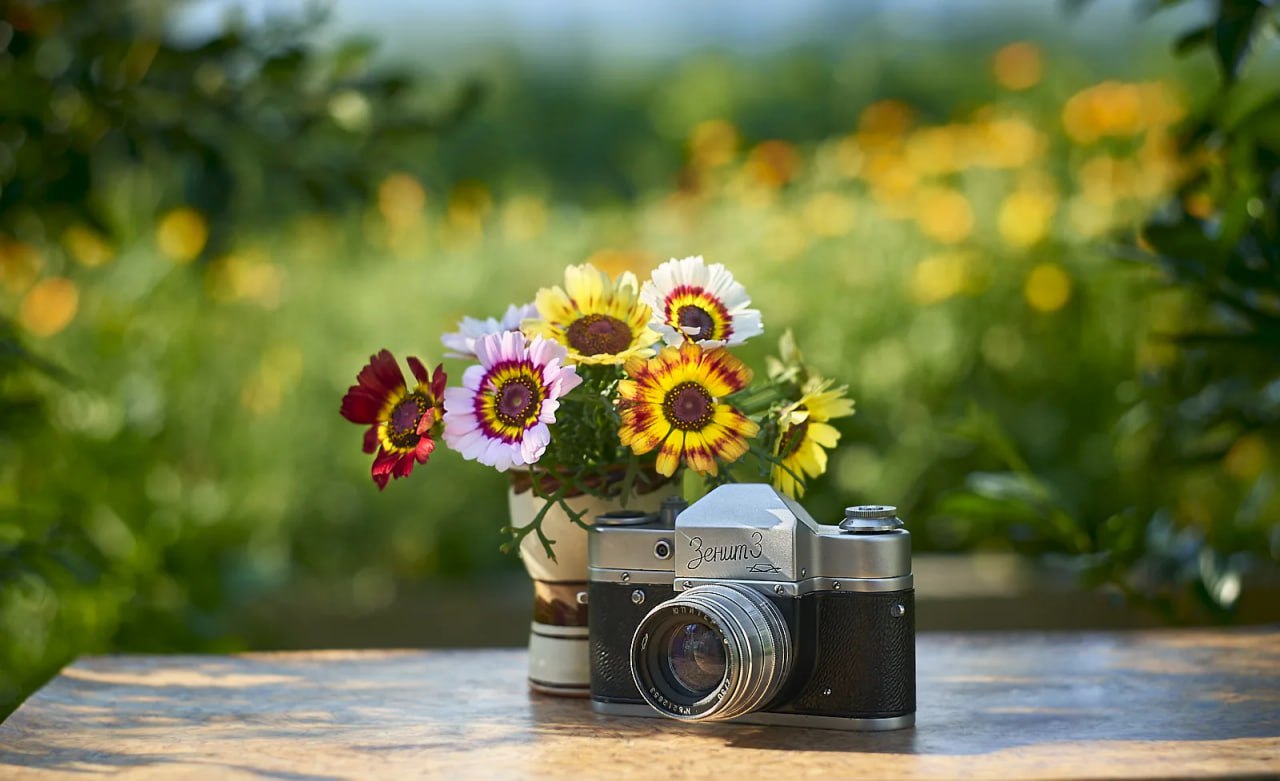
(1, 630), (1277, 780)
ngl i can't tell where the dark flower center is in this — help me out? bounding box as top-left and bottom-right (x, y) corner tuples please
(677, 305), (717, 340)
(387, 392), (431, 449)
(664, 382), (715, 431)
(777, 416), (809, 459)
(566, 314), (633, 356)
(495, 375), (541, 427)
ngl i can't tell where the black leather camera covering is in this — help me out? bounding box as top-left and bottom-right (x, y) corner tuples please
(589, 581), (675, 702)
(589, 582), (915, 718)
(770, 589), (915, 718)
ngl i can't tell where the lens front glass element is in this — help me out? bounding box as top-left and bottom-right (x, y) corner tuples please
(664, 621), (726, 696)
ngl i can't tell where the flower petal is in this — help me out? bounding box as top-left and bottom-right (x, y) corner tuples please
(655, 435), (683, 477)
(407, 356), (431, 386)
(371, 447), (399, 490)
(361, 350), (407, 398)
(362, 425), (380, 454)
(340, 387), (386, 424)
(414, 434), (436, 464)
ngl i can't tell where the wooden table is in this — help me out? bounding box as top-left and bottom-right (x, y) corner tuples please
(1, 630), (1277, 780)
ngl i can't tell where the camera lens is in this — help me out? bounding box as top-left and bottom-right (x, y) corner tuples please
(665, 622), (726, 696)
(630, 583), (791, 722)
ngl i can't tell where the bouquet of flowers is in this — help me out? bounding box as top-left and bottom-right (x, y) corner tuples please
(340, 256), (854, 558)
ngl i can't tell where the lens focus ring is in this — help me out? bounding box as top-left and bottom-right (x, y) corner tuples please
(630, 583), (792, 722)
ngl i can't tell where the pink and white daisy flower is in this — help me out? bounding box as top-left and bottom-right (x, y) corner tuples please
(442, 331), (582, 471)
(441, 302), (539, 359)
(640, 256), (764, 348)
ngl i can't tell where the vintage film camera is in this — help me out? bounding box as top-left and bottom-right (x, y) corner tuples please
(587, 484), (915, 730)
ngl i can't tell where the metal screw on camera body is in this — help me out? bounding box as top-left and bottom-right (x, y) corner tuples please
(891, 603), (905, 617)
(621, 572), (630, 583)
(631, 590), (645, 605)
(839, 504), (904, 534)
(773, 584), (785, 595)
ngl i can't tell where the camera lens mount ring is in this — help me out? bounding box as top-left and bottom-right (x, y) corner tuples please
(629, 583), (792, 722)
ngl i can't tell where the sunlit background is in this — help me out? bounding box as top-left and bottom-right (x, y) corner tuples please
(2, 0), (1278, 715)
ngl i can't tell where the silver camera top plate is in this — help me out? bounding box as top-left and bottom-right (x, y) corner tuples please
(589, 484), (912, 590)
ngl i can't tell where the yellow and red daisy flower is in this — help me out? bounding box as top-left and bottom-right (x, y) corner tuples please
(340, 350), (446, 489)
(618, 342), (760, 477)
(771, 378), (855, 498)
(524, 263), (660, 366)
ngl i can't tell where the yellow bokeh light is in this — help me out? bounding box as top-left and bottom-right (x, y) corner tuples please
(1224, 434), (1269, 482)
(1184, 191), (1215, 219)
(993, 42), (1044, 91)
(744, 140), (799, 189)
(802, 192), (856, 237)
(501, 195), (549, 242)
(1062, 82), (1161, 144)
(904, 127), (958, 176)
(0, 239), (42, 294)
(1139, 82), (1187, 127)
(998, 185), (1058, 248)
(859, 100), (915, 138)
(447, 180), (493, 238)
(585, 248), (652, 278)
(20, 277), (79, 336)
(378, 173), (427, 231)
(62, 224), (115, 268)
(1068, 196), (1113, 239)
(910, 251), (977, 305)
(1024, 263), (1072, 313)
(688, 119), (740, 170)
(981, 117), (1044, 169)
(1078, 154), (1138, 205)
(915, 186), (974, 244)
(205, 249), (286, 308)
(155, 207), (209, 263)
(834, 135), (864, 178)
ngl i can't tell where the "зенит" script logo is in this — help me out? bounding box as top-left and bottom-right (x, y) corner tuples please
(686, 531), (765, 570)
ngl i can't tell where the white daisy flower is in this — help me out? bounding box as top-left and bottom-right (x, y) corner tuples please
(640, 256), (764, 348)
(440, 302), (539, 359)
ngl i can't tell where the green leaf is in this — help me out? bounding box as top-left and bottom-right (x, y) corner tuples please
(1212, 0), (1268, 82)
(1174, 25), (1213, 57)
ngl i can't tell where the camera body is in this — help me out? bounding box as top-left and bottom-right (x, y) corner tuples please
(588, 484), (915, 730)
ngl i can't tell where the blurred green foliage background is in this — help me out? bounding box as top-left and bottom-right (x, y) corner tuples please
(2, 0), (1278, 716)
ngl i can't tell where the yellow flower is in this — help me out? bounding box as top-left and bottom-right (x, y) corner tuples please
(526, 263), (660, 365)
(155, 207), (208, 263)
(618, 343), (759, 477)
(772, 378), (855, 498)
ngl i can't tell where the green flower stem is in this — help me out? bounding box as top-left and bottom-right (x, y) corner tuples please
(728, 379), (794, 415)
(499, 480), (569, 562)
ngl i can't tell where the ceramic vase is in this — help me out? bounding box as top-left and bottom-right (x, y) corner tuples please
(510, 473), (677, 696)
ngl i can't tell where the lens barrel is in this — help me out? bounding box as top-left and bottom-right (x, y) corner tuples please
(630, 583), (792, 722)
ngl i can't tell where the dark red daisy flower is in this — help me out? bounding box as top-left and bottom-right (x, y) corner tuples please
(340, 350), (447, 489)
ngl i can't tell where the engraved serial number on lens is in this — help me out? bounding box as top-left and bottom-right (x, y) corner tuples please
(686, 531), (764, 570)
